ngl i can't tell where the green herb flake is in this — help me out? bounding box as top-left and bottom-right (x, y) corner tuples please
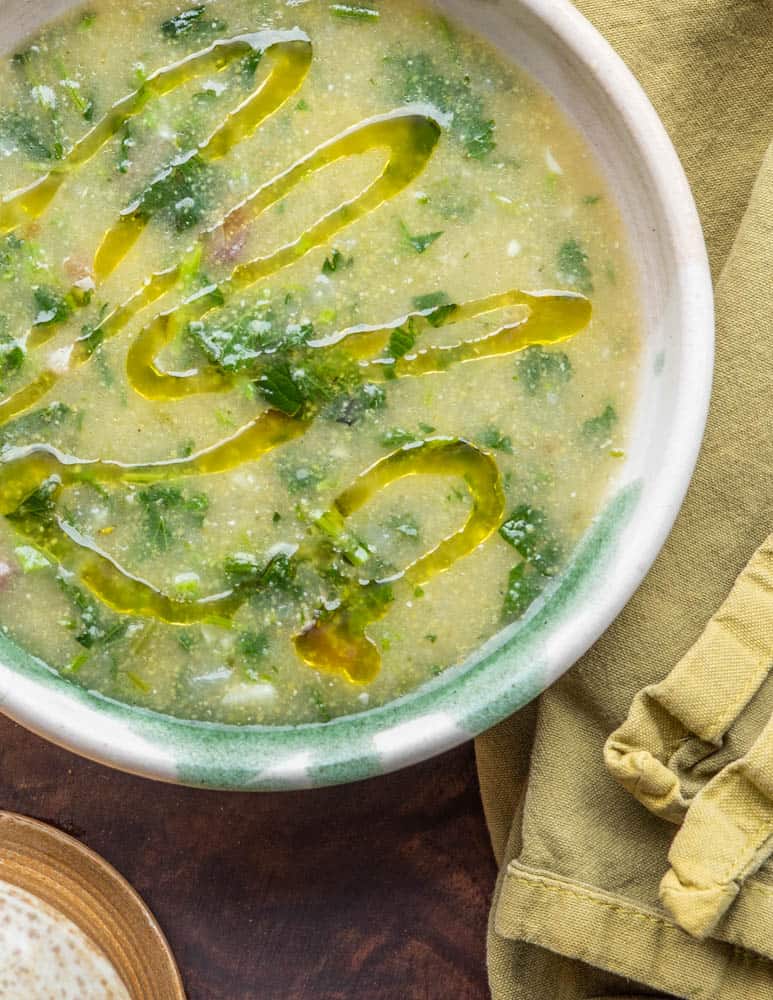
(32, 285), (74, 327)
(582, 403), (618, 444)
(412, 291), (449, 311)
(400, 220), (443, 254)
(477, 427), (513, 454)
(500, 504), (562, 577)
(322, 248), (352, 274)
(387, 320), (417, 359)
(137, 484), (209, 552)
(386, 51), (496, 159)
(0, 112), (53, 161)
(58, 576), (129, 649)
(503, 562), (545, 619)
(238, 630), (271, 679)
(380, 427), (417, 447)
(132, 155), (216, 232)
(329, 4), (380, 22)
(515, 345), (573, 396)
(161, 6), (220, 39)
(557, 238), (593, 295)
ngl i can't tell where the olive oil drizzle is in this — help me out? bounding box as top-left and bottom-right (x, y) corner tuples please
(0, 109), (442, 421)
(0, 33), (595, 684)
(295, 438), (505, 684)
(0, 436), (501, 671)
(0, 29), (312, 239)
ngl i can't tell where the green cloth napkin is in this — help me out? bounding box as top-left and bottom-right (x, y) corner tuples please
(475, 2), (773, 997)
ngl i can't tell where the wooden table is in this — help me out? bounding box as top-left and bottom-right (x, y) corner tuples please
(0, 716), (495, 999)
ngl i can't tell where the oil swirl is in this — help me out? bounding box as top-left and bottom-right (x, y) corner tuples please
(0, 31), (592, 684)
(0, 435), (501, 682)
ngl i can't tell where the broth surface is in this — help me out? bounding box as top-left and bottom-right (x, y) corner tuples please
(0, 0), (639, 724)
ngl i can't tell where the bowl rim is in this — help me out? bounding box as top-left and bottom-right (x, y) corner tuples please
(0, 0), (714, 789)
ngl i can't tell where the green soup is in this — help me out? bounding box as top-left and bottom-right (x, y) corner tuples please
(0, 0), (639, 724)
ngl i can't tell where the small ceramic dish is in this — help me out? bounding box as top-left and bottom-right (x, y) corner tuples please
(0, 0), (712, 789)
(0, 812), (183, 998)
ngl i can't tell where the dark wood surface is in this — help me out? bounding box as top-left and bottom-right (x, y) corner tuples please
(0, 715), (495, 999)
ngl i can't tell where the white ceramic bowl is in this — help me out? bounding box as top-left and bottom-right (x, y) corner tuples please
(0, 0), (712, 788)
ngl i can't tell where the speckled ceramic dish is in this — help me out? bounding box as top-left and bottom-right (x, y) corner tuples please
(0, 0), (712, 788)
(0, 812), (184, 998)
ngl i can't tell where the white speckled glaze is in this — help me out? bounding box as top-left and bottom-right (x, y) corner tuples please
(0, 0), (713, 788)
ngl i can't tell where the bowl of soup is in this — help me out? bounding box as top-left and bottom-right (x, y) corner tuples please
(0, 0), (712, 787)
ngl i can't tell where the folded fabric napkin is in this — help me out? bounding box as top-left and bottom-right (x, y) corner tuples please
(476, 2), (773, 997)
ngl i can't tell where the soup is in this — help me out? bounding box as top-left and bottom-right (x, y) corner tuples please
(0, 0), (639, 725)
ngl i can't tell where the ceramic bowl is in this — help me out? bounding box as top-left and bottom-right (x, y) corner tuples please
(0, 0), (713, 788)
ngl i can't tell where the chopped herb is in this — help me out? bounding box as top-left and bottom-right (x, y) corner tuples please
(503, 562), (545, 619)
(240, 48), (263, 86)
(32, 285), (75, 327)
(425, 633), (437, 643)
(380, 427), (417, 447)
(557, 238), (593, 295)
(582, 403), (618, 444)
(500, 504), (562, 577)
(477, 427), (513, 454)
(58, 576), (129, 648)
(238, 629), (270, 679)
(515, 346), (573, 395)
(330, 4), (380, 21)
(189, 298), (314, 373)
(79, 11), (97, 29)
(412, 291), (449, 311)
(0, 334), (24, 378)
(177, 630), (196, 652)
(324, 382), (385, 426)
(386, 51), (496, 159)
(132, 155), (216, 232)
(0, 111), (53, 160)
(583, 194), (601, 205)
(279, 461), (327, 495)
(257, 363), (306, 416)
(322, 248), (352, 274)
(387, 319), (417, 358)
(225, 551), (298, 596)
(272, 511), (281, 524)
(399, 220), (442, 254)
(137, 484), (209, 552)
(295, 98), (310, 111)
(161, 6), (225, 38)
